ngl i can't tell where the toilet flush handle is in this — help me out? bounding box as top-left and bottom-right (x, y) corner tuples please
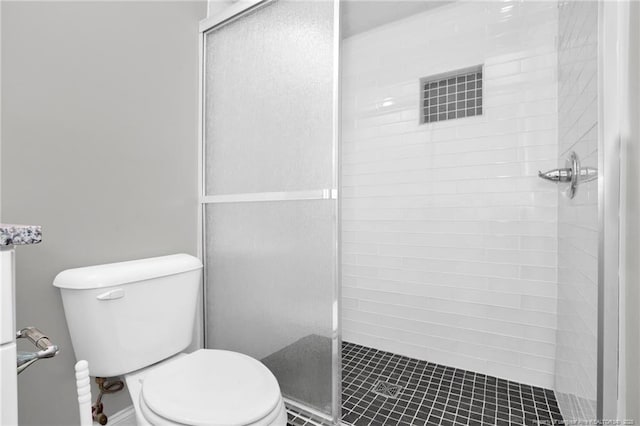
(96, 288), (124, 301)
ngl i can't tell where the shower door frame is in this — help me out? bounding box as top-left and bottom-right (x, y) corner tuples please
(598, 0), (624, 421)
(197, 1), (343, 424)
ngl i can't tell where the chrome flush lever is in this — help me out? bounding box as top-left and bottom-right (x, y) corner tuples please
(538, 151), (598, 199)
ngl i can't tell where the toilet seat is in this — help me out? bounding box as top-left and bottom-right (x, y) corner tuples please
(140, 349), (284, 426)
(139, 393), (287, 426)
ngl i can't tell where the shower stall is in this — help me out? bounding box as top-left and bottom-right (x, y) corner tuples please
(198, 1), (621, 424)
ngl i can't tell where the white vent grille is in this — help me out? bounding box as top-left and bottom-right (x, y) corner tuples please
(420, 65), (483, 124)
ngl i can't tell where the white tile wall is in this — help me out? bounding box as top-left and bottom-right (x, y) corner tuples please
(341, 1), (559, 388)
(553, 1), (599, 420)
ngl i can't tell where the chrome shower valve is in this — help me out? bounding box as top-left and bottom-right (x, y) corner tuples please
(538, 151), (598, 199)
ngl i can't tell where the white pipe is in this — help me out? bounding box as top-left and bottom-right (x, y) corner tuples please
(74, 360), (92, 426)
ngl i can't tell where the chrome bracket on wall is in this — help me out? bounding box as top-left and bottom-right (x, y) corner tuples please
(538, 151), (598, 199)
(16, 326), (60, 374)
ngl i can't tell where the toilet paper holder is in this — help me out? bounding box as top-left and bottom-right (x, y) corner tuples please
(16, 326), (60, 374)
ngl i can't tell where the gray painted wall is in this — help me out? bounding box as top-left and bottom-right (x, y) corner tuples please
(1, 1), (206, 424)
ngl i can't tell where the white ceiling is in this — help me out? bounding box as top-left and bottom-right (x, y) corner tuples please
(341, 1), (452, 39)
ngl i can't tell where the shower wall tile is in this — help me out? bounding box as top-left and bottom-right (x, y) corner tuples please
(341, 1), (558, 389)
(553, 1), (599, 421)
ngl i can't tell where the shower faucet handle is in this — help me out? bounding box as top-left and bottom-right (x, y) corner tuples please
(537, 151), (598, 199)
(538, 168), (573, 183)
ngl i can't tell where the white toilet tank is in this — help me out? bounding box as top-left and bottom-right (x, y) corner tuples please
(53, 254), (202, 377)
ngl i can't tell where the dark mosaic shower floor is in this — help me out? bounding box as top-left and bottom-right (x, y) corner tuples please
(288, 341), (564, 426)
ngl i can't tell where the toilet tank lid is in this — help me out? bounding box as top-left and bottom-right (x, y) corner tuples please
(53, 254), (202, 290)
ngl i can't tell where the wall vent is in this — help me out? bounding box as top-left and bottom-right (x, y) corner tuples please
(420, 65), (483, 124)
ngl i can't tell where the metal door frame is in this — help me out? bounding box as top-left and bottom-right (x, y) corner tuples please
(598, 0), (623, 421)
(197, 1), (342, 424)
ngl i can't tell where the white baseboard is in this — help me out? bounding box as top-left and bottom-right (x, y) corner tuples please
(104, 406), (136, 426)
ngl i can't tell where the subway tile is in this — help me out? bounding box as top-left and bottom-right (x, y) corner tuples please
(341, 0), (562, 390)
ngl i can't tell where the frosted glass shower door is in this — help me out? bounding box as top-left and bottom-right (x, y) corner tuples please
(200, 0), (339, 420)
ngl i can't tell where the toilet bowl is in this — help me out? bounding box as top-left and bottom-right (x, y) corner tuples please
(53, 254), (287, 426)
(127, 350), (287, 426)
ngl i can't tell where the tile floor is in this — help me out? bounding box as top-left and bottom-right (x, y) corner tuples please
(288, 341), (564, 425)
(340, 342), (563, 426)
(287, 409), (327, 426)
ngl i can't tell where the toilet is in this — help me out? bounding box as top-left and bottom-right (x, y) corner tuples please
(53, 254), (287, 426)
